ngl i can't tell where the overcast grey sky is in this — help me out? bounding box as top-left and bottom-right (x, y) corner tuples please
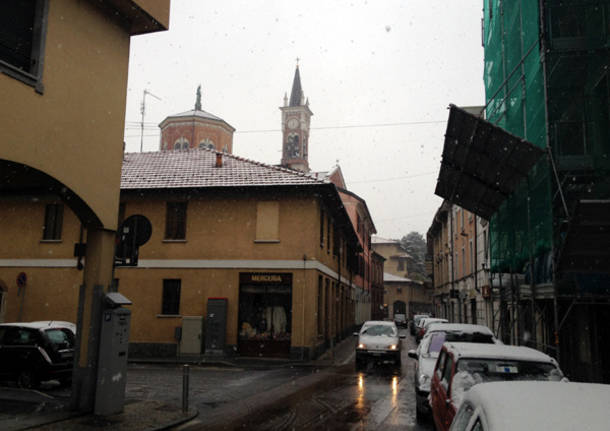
(123, 1), (485, 239)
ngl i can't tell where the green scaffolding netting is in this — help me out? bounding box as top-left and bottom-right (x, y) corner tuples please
(483, 0), (610, 275)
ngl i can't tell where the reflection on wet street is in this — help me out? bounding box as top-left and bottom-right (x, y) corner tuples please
(242, 330), (434, 431)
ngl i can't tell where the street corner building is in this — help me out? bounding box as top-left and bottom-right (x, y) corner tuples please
(0, 148), (364, 360)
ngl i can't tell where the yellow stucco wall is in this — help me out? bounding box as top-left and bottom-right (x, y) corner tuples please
(0, 1), (133, 230)
(373, 243), (409, 278)
(0, 197), (82, 259)
(0, 190), (354, 355)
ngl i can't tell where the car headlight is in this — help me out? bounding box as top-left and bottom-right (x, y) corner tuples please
(387, 344), (398, 350)
(418, 373), (431, 391)
(357, 343), (366, 349)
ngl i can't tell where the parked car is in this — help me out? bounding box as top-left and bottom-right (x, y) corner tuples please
(354, 320), (405, 369)
(430, 342), (564, 431)
(393, 313), (407, 328)
(408, 324), (498, 421)
(415, 317), (448, 343)
(410, 314), (429, 336)
(0, 321), (75, 388)
(450, 381), (610, 431)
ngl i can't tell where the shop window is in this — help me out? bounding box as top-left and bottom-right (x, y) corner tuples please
(165, 202), (187, 240)
(162, 279), (181, 315)
(42, 203), (63, 240)
(238, 274), (292, 357)
(255, 201), (279, 242)
(0, 1), (48, 92)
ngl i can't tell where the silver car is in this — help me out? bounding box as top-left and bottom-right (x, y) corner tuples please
(354, 320), (405, 369)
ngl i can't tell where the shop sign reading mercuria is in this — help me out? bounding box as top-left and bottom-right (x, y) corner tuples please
(239, 273), (292, 285)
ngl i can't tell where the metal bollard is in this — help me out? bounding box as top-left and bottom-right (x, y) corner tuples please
(182, 364), (190, 413)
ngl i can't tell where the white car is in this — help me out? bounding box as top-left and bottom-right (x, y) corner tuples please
(408, 323), (498, 421)
(450, 381), (610, 431)
(354, 320), (405, 369)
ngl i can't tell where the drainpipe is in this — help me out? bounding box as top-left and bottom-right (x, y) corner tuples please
(450, 208), (456, 322)
(302, 254), (307, 360)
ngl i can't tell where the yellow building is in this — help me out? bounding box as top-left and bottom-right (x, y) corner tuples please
(0, 148), (361, 359)
(0, 0), (169, 411)
(372, 237), (410, 278)
(372, 236), (432, 317)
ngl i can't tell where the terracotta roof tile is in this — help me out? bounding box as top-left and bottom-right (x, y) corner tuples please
(121, 148), (327, 190)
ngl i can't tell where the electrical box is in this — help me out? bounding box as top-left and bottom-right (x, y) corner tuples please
(205, 298), (227, 356)
(180, 316), (203, 355)
(94, 301), (131, 416)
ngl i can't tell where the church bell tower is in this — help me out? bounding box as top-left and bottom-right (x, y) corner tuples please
(280, 61), (313, 172)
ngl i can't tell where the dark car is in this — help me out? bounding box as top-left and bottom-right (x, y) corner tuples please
(393, 313), (407, 328)
(0, 321), (75, 388)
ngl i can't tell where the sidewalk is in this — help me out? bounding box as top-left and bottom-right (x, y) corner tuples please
(0, 336), (356, 431)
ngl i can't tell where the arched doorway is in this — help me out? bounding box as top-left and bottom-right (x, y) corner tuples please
(393, 300), (406, 316)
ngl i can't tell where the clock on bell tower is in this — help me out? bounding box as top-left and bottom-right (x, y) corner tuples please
(280, 61), (313, 172)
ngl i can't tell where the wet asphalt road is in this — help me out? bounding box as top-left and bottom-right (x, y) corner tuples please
(1, 329), (434, 430)
(231, 328), (434, 431)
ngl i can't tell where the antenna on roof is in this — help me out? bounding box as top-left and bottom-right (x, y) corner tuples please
(140, 88), (162, 152)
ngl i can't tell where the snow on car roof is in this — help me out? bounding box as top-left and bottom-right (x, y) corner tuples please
(462, 381), (610, 431)
(444, 342), (557, 364)
(362, 320), (396, 327)
(0, 321), (76, 332)
(426, 323), (494, 336)
(420, 318), (448, 327)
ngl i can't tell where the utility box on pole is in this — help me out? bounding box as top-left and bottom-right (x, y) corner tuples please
(94, 292), (132, 416)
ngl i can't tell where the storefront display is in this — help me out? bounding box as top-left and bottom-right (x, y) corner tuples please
(238, 273), (292, 357)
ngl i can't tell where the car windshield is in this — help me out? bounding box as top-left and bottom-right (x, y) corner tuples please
(451, 359), (564, 408)
(45, 328), (75, 349)
(429, 332), (495, 355)
(362, 325), (396, 337)
(456, 359), (563, 383)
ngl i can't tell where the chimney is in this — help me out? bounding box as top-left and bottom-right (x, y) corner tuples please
(215, 153), (223, 168)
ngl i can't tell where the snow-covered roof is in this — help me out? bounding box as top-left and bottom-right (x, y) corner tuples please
(372, 236), (400, 245)
(121, 148), (326, 189)
(383, 272), (413, 283)
(444, 342), (557, 364)
(462, 381), (610, 431)
(426, 323), (494, 336)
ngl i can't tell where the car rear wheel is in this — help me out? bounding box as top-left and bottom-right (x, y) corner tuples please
(17, 369), (40, 389)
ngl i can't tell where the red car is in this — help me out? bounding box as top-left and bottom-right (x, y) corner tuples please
(429, 342), (564, 431)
